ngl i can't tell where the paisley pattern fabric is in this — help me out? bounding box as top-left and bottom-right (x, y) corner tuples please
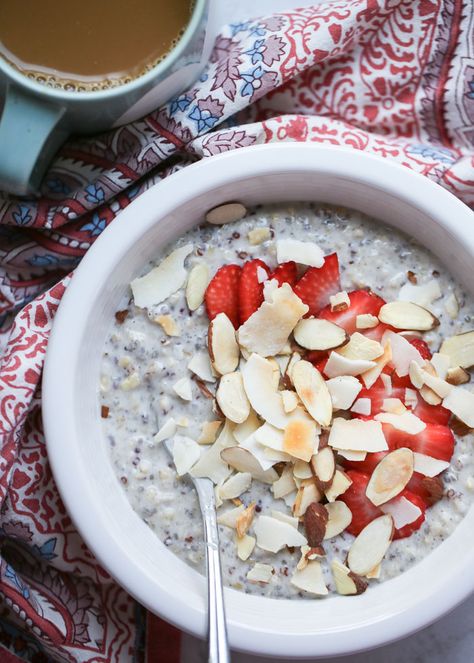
(0, 1), (473, 660)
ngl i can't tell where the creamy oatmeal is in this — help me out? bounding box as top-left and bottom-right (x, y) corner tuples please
(99, 203), (474, 598)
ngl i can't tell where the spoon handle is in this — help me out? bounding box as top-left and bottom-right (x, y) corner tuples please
(194, 477), (231, 663)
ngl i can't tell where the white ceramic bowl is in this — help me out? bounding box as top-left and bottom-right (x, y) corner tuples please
(43, 144), (474, 659)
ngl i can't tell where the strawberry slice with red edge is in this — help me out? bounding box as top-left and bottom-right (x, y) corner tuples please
(409, 338), (432, 360)
(205, 264), (241, 328)
(239, 259), (270, 325)
(406, 472), (444, 507)
(269, 261), (297, 287)
(318, 289), (385, 335)
(381, 422), (455, 462)
(339, 470), (383, 535)
(392, 489), (426, 539)
(293, 253), (340, 316)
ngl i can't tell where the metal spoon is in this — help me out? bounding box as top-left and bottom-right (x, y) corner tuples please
(164, 440), (230, 663)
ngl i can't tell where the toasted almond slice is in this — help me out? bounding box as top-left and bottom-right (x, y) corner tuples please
(188, 351), (216, 383)
(440, 331), (474, 369)
(332, 559), (367, 595)
(238, 283), (308, 357)
(430, 353), (450, 379)
(276, 238), (324, 267)
(281, 390), (299, 413)
(293, 481), (322, 518)
(325, 469), (352, 502)
(217, 504), (245, 528)
(398, 279), (441, 308)
(324, 352), (376, 378)
(233, 409), (261, 444)
(324, 501), (352, 539)
(172, 377), (193, 401)
(242, 354), (288, 429)
(285, 351), (302, 383)
(446, 366), (470, 385)
(413, 452), (450, 477)
(326, 375), (362, 410)
(380, 496), (422, 529)
(350, 398), (371, 416)
(198, 420), (222, 445)
(271, 465), (296, 499)
(293, 318), (348, 351)
(153, 418), (177, 444)
(216, 372), (250, 424)
(155, 314), (180, 336)
(254, 515), (307, 552)
(381, 398), (406, 414)
(131, 244), (193, 308)
(384, 331), (424, 377)
(374, 411), (426, 434)
(246, 562), (273, 584)
(293, 460), (313, 480)
(283, 417), (319, 462)
(219, 472), (252, 500)
(206, 202), (246, 225)
(366, 448), (414, 506)
(220, 446), (278, 484)
(172, 436), (201, 476)
(365, 563), (381, 580)
(328, 418), (388, 453)
(356, 313), (379, 329)
(347, 515), (394, 575)
(337, 449), (367, 461)
(310, 447), (336, 489)
(378, 301), (439, 331)
(191, 419), (235, 484)
(236, 502), (256, 538)
(443, 386), (474, 427)
(330, 291), (350, 312)
(185, 263), (209, 310)
(419, 384), (442, 406)
(290, 560), (328, 595)
(337, 332), (384, 361)
(292, 360), (332, 426)
(208, 313), (239, 375)
(237, 533), (256, 561)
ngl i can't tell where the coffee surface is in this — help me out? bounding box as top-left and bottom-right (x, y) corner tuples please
(0, 0), (191, 90)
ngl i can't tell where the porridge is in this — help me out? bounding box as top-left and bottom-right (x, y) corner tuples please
(100, 203), (474, 598)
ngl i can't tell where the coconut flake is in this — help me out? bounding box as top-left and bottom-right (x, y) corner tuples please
(173, 377), (193, 401)
(383, 331), (424, 377)
(374, 411), (426, 434)
(337, 332), (384, 361)
(254, 515), (307, 552)
(443, 386), (474, 427)
(398, 279), (442, 308)
(187, 351), (216, 382)
(153, 418), (177, 443)
(380, 496), (422, 529)
(271, 510), (299, 528)
(290, 560), (328, 595)
(324, 501), (353, 539)
(217, 505), (245, 528)
(324, 352), (376, 378)
(237, 534), (256, 561)
(246, 562), (273, 584)
(219, 472), (252, 500)
(350, 398), (371, 416)
(276, 238), (324, 267)
(292, 360), (332, 426)
(326, 375), (362, 410)
(131, 244), (193, 308)
(271, 465), (296, 499)
(356, 313), (379, 329)
(191, 420), (235, 484)
(413, 453), (450, 477)
(242, 354), (288, 429)
(328, 418), (388, 453)
(171, 436), (201, 476)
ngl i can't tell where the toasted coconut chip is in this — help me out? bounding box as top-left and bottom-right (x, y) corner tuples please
(326, 375), (362, 410)
(171, 436), (201, 476)
(191, 419), (236, 484)
(398, 279), (442, 308)
(293, 318), (348, 351)
(185, 262), (209, 311)
(329, 418), (388, 453)
(404, 388), (418, 409)
(293, 481), (322, 518)
(283, 416), (319, 462)
(242, 354), (288, 429)
(446, 366), (470, 385)
(419, 383), (442, 406)
(206, 202), (246, 225)
(254, 515), (307, 552)
(332, 559), (367, 595)
(311, 447), (336, 488)
(272, 466), (297, 499)
(233, 409), (261, 444)
(409, 361), (452, 399)
(378, 301), (438, 331)
(375, 411), (426, 434)
(217, 504), (245, 528)
(325, 469), (352, 502)
(365, 563), (381, 580)
(281, 390), (299, 413)
(240, 429), (279, 471)
(347, 515), (394, 576)
(337, 332), (384, 361)
(220, 446), (278, 484)
(208, 313), (239, 375)
(440, 330), (474, 369)
(131, 244), (193, 308)
(381, 398), (406, 414)
(236, 503), (256, 538)
(285, 351), (302, 383)
(292, 360), (332, 426)
(198, 420), (222, 445)
(154, 314), (180, 336)
(444, 293), (459, 319)
(337, 449), (367, 461)
(384, 331), (424, 377)
(356, 313), (379, 329)
(254, 422), (285, 452)
(216, 372), (250, 424)
(263, 446), (293, 464)
(238, 283), (308, 357)
(366, 448), (414, 506)
(381, 373), (393, 394)
(172, 377), (193, 401)
(293, 460), (313, 479)
(380, 496), (422, 529)
(362, 341), (392, 389)
(330, 291), (350, 312)
(219, 472), (252, 500)
(324, 501), (353, 539)
(350, 398), (371, 416)
(248, 227), (271, 245)
(187, 351), (216, 383)
(431, 353), (450, 379)
(324, 351), (376, 378)
(246, 562), (273, 584)
(153, 418), (177, 444)
(290, 560), (328, 596)
(413, 452), (450, 477)
(237, 534), (256, 561)
(271, 510), (299, 528)
(443, 386), (474, 427)
(276, 238), (324, 267)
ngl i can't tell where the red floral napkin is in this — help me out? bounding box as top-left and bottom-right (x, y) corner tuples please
(0, 1), (473, 661)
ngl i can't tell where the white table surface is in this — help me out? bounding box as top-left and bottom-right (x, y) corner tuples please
(181, 1), (474, 661)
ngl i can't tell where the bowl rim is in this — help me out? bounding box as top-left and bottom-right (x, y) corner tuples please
(43, 143), (474, 658)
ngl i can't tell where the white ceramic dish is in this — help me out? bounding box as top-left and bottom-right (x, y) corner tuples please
(43, 144), (474, 659)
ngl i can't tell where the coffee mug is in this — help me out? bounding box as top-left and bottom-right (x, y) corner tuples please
(0, 0), (210, 196)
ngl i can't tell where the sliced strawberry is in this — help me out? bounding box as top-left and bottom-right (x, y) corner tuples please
(205, 264), (241, 328)
(381, 422), (455, 462)
(318, 289), (385, 335)
(239, 259), (270, 325)
(338, 470), (383, 536)
(269, 261), (297, 287)
(341, 449), (389, 475)
(406, 472), (444, 507)
(293, 253), (340, 316)
(410, 338), (432, 360)
(413, 399), (451, 426)
(306, 350), (329, 366)
(356, 377), (406, 416)
(392, 489), (426, 539)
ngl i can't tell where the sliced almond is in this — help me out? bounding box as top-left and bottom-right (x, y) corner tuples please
(303, 502), (328, 547)
(430, 353), (450, 380)
(220, 446), (278, 484)
(185, 263), (209, 310)
(292, 360), (332, 426)
(290, 560), (328, 595)
(350, 398), (371, 416)
(365, 563), (381, 580)
(285, 351), (302, 383)
(444, 293), (459, 319)
(293, 318), (348, 351)
(442, 386), (474, 427)
(171, 436), (201, 476)
(374, 411), (426, 434)
(380, 496), (422, 529)
(380, 373), (393, 394)
(208, 313), (239, 375)
(216, 372), (250, 424)
(233, 409), (261, 444)
(409, 361), (452, 399)
(293, 481), (322, 518)
(246, 562), (273, 584)
(131, 244), (193, 308)
(254, 515), (307, 552)
(413, 452), (450, 477)
(324, 501), (352, 539)
(293, 460), (313, 480)
(242, 354), (288, 429)
(219, 472), (252, 500)
(381, 398), (406, 414)
(328, 418), (388, 453)
(198, 420), (222, 445)
(238, 283), (308, 357)
(329, 291), (350, 312)
(337, 449), (367, 462)
(332, 559), (367, 595)
(378, 301), (439, 331)
(276, 238), (324, 267)
(172, 377), (193, 401)
(272, 465), (296, 499)
(236, 502), (256, 538)
(206, 202), (246, 225)
(310, 446), (336, 489)
(237, 533), (256, 561)
(337, 332), (384, 361)
(440, 331), (474, 369)
(446, 366), (470, 385)
(155, 314), (180, 336)
(324, 351), (376, 378)
(398, 279), (441, 308)
(366, 448), (414, 505)
(217, 504), (245, 528)
(361, 340), (392, 389)
(153, 418), (177, 444)
(191, 419), (235, 484)
(347, 515), (394, 576)
(281, 390), (299, 413)
(356, 313), (379, 329)
(325, 469), (352, 502)
(188, 351), (216, 383)
(326, 375), (362, 410)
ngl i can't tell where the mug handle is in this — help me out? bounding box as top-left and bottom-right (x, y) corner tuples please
(0, 85), (67, 196)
